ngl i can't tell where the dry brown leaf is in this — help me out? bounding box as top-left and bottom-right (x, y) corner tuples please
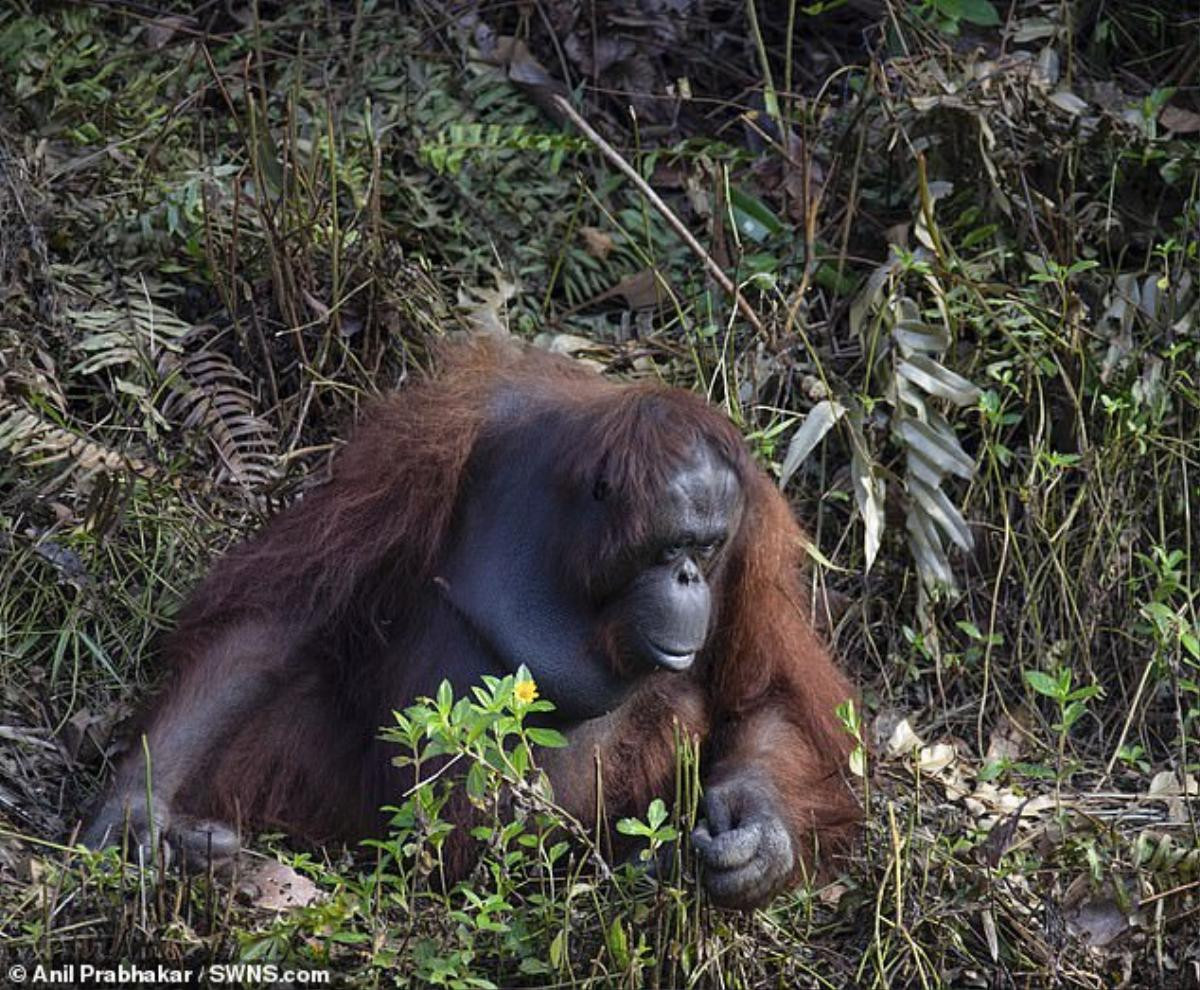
(563, 33), (634, 77)
(581, 269), (667, 311)
(817, 882), (848, 908)
(985, 712), (1027, 764)
(651, 163), (688, 189)
(1048, 89), (1089, 115)
(532, 332), (610, 371)
(239, 858), (322, 911)
(580, 226), (615, 261)
(980, 907), (999, 960)
(456, 275), (520, 335)
(881, 714), (922, 756)
(59, 708), (112, 763)
(1160, 105), (1200, 134)
(977, 797), (1030, 866)
(1067, 897), (1130, 947)
(1148, 770), (1200, 822)
(142, 15), (196, 49)
(917, 741), (957, 773)
(492, 37), (569, 121)
(1064, 876), (1135, 948)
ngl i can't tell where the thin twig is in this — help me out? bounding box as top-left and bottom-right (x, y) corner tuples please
(552, 94), (766, 338)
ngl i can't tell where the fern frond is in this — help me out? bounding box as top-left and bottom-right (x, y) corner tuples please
(159, 349), (279, 488)
(0, 397), (134, 489)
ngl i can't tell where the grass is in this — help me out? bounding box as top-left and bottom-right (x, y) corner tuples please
(1, 1), (1199, 986)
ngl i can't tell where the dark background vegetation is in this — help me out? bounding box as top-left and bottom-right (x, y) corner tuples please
(1, 1), (1198, 986)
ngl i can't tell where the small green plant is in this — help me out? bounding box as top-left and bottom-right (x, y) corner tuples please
(1132, 545), (1200, 771)
(838, 698), (868, 781)
(1023, 664), (1103, 787)
(419, 122), (589, 177)
(954, 620), (1003, 668)
(295, 669), (706, 985)
(616, 798), (678, 861)
(1116, 743), (1151, 774)
(910, 0), (1000, 34)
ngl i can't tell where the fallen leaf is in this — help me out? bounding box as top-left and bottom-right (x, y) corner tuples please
(985, 712), (1026, 763)
(532, 333), (609, 371)
(977, 797), (1030, 866)
(980, 907), (999, 960)
(1160, 105), (1200, 134)
(580, 227), (615, 261)
(917, 741), (957, 773)
(456, 275), (520, 335)
(1067, 897), (1130, 947)
(239, 859), (322, 911)
(1063, 875), (1135, 948)
(1148, 770), (1200, 822)
(563, 33), (634, 77)
(492, 37), (569, 121)
(876, 713), (922, 756)
(142, 15), (196, 49)
(581, 269), (666, 311)
(1147, 770), (1199, 797)
(817, 882), (848, 908)
(1047, 89), (1089, 115)
(59, 709), (112, 763)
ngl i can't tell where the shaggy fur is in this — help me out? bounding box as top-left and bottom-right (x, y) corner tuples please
(89, 340), (859, 904)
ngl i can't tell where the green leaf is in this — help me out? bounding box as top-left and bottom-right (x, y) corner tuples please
(961, 223), (999, 248)
(510, 743), (530, 775)
(1024, 669), (1061, 699)
(1142, 601), (1176, 628)
(549, 930), (566, 969)
(616, 817), (651, 838)
(1061, 700), (1088, 730)
(957, 0), (1001, 26)
(729, 187), (783, 243)
(1182, 631), (1200, 659)
(466, 762), (488, 800)
(606, 918), (630, 968)
(526, 727), (568, 749)
(977, 759), (1009, 782)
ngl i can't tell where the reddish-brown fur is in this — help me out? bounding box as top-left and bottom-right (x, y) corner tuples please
(97, 340), (858, 899)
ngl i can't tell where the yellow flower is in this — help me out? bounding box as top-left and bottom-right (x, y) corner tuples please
(514, 680), (539, 705)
